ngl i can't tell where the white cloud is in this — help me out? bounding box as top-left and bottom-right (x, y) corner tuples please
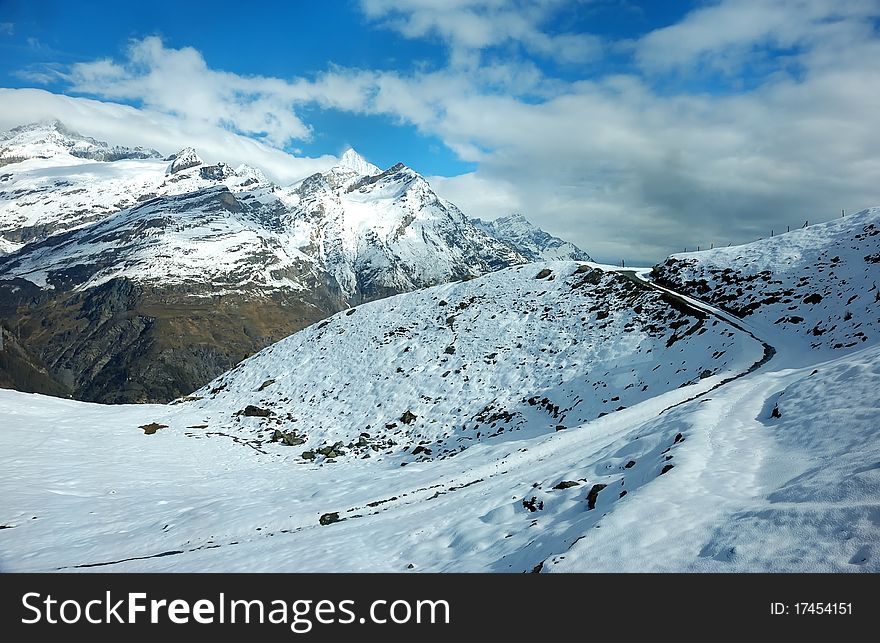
(61, 38), (391, 150)
(429, 172), (521, 217)
(65, 37), (314, 147)
(0, 23), (14, 36)
(360, 0), (601, 66)
(417, 45), (880, 262)
(636, 0), (880, 74)
(0, 88), (336, 184)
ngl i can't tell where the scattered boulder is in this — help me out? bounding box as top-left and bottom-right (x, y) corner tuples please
(673, 432), (684, 444)
(587, 483), (607, 510)
(139, 422), (168, 435)
(535, 268), (552, 279)
(172, 395), (203, 404)
(241, 405), (272, 417)
(271, 429), (305, 446)
(624, 460), (636, 469)
(660, 464), (675, 475)
(301, 451), (316, 460)
(319, 512), (340, 526)
(522, 497), (544, 512)
(444, 345), (456, 355)
(553, 480), (580, 490)
(400, 410), (418, 425)
(257, 379), (275, 392)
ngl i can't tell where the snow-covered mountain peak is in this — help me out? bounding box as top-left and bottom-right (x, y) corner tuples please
(472, 213), (593, 262)
(234, 164), (268, 186)
(0, 120), (161, 165)
(345, 162), (423, 198)
(338, 148), (381, 177)
(167, 147), (203, 174)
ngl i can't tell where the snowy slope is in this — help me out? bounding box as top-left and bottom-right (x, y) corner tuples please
(653, 208), (880, 357)
(548, 343), (880, 572)
(0, 236), (21, 256)
(0, 254), (878, 572)
(170, 261), (759, 463)
(473, 213), (593, 262)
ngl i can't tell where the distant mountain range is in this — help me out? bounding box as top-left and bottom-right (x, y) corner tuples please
(472, 213), (592, 262)
(0, 121), (590, 402)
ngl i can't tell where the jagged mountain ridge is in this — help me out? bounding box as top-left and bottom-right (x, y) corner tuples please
(0, 150), (527, 301)
(472, 213), (593, 262)
(280, 159), (526, 301)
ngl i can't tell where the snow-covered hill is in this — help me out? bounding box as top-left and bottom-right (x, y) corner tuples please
(168, 261), (759, 463)
(653, 208), (880, 357)
(473, 213), (592, 262)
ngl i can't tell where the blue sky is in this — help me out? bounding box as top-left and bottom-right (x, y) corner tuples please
(0, 0), (878, 262)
